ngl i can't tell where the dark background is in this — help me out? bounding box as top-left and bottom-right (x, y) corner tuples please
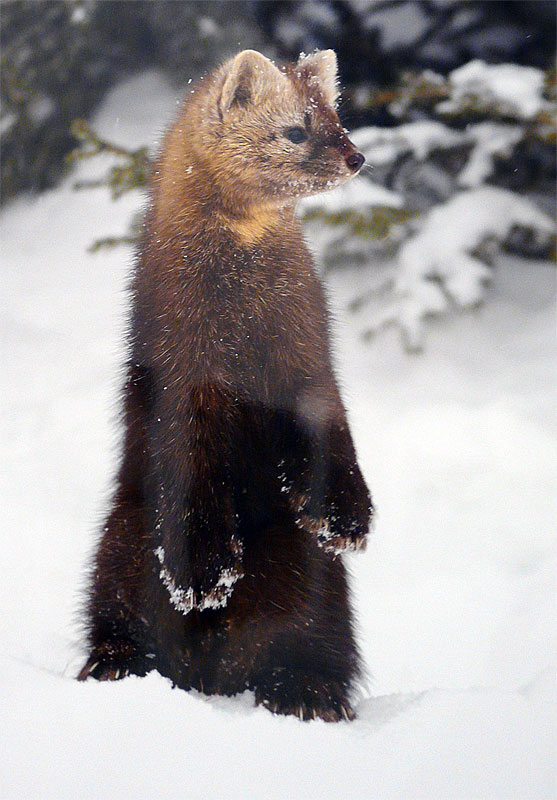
(1, 0), (555, 201)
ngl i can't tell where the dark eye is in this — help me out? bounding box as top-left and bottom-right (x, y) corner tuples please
(285, 127), (308, 144)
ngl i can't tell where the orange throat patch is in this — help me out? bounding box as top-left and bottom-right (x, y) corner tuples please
(219, 205), (283, 245)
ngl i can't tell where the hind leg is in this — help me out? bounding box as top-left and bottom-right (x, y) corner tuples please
(251, 554), (360, 721)
(79, 364), (155, 682)
(78, 499), (154, 682)
(206, 522), (361, 721)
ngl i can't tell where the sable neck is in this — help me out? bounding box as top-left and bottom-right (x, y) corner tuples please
(153, 97), (298, 246)
(157, 152), (293, 246)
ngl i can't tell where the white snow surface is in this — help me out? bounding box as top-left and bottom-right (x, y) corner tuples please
(2, 70), (556, 799)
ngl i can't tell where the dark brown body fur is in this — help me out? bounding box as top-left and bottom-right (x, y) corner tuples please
(79, 50), (372, 721)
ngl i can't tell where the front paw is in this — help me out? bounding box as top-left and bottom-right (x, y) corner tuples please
(316, 519), (368, 554)
(156, 520), (244, 615)
(290, 474), (373, 554)
(190, 519), (244, 610)
(323, 477), (373, 553)
(193, 542), (244, 611)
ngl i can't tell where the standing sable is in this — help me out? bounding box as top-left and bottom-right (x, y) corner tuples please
(79, 49), (373, 721)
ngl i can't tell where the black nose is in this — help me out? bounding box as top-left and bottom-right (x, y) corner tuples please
(346, 152), (365, 173)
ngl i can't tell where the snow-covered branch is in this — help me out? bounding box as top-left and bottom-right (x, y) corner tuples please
(360, 187), (553, 350)
(302, 61), (555, 350)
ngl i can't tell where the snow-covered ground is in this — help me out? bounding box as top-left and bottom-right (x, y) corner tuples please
(1, 71), (555, 799)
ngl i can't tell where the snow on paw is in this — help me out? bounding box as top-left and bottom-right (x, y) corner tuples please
(155, 535), (244, 615)
(317, 525), (368, 555)
(196, 564), (245, 611)
(292, 505), (370, 555)
(315, 491), (372, 555)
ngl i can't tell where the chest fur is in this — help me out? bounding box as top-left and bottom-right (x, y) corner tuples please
(134, 230), (330, 401)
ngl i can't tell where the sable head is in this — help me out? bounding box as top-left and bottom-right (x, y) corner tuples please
(196, 49), (365, 205)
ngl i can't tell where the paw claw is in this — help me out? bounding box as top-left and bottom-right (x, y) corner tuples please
(255, 668), (355, 723)
(77, 660), (98, 681)
(77, 642), (149, 683)
(341, 704), (355, 721)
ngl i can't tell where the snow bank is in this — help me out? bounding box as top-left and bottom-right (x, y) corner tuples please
(2, 656), (554, 800)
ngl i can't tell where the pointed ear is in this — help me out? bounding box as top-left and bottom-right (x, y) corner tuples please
(297, 50), (339, 106)
(219, 50), (286, 115)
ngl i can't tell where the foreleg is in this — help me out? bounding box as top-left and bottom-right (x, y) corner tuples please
(148, 383), (243, 613)
(283, 383), (373, 553)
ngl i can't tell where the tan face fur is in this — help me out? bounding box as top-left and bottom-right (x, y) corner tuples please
(191, 50), (364, 209)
